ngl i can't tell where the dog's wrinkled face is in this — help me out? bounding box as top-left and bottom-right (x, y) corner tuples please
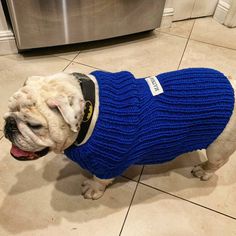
(4, 72), (85, 161)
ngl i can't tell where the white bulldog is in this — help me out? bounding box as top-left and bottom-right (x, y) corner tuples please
(4, 71), (236, 200)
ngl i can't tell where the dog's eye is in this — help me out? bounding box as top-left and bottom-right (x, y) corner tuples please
(27, 122), (42, 129)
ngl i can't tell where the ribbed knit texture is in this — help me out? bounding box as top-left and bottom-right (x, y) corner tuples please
(64, 68), (234, 179)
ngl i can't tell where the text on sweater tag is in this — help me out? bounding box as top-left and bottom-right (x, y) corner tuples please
(145, 76), (164, 96)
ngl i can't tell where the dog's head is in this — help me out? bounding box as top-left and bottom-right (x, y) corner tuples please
(4, 72), (85, 161)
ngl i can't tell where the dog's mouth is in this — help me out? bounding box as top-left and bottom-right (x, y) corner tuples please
(10, 145), (49, 161)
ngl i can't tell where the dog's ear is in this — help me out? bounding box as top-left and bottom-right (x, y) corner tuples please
(46, 95), (83, 132)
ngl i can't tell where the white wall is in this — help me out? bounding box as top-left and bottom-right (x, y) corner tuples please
(164, 0), (173, 8)
(173, 0), (195, 21)
(224, 0), (232, 4)
(191, 0), (219, 18)
(173, 0), (219, 21)
(163, 0), (235, 28)
(214, 0), (236, 27)
(225, 0), (236, 27)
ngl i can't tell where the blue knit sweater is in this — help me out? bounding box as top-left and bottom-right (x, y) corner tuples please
(64, 68), (234, 179)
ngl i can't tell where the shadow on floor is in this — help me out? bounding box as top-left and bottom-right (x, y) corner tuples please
(20, 30), (157, 58)
(0, 150), (232, 234)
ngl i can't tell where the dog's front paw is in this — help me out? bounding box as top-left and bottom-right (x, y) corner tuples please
(191, 165), (213, 181)
(81, 179), (105, 200)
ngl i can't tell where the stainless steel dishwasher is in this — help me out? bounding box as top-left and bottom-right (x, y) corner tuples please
(6, 0), (166, 50)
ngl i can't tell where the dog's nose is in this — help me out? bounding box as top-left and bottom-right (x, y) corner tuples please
(5, 116), (17, 128)
(4, 116), (18, 139)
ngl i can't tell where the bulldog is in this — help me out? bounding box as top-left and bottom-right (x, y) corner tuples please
(4, 68), (236, 200)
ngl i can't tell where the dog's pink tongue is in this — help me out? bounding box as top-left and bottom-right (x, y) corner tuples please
(10, 145), (33, 157)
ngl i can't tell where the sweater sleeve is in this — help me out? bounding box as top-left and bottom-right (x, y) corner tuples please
(65, 71), (141, 179)
(64, 144), (133, 179)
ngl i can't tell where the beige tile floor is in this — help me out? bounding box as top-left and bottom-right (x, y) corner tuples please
(0, 17), (236, 235)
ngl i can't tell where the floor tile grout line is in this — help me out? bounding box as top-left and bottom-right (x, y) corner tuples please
(72, 60), (107, 71)
(72, 51), (81, 62)
(177, 37), (190, 70)
(177, 19), (196, 70)
(53, 52), (105, 72)
(189, 19), (196, 40)
(121, 175), (138, 183)
(190, 38), (236, 52)
(161, 29), (236, 53)
(119, 166), (144, 236)
(138, 165), (145, 183)
(49, 50), (80, 65)
(62, 59), (74, 72)
(160, 18), (236, 52)
(123, 171), (236, 220)
(71, 51), (81, 62)
(157, 30), (189, 40)
(118, 182), (139, 236)
(139, 182), (236, 221)
(121, 165), (145, 183)
(51, 54), (73, 63)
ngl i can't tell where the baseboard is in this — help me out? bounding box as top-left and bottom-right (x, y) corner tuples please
(0, 29), (17, 55)
(213, 0), (230, 25)
(160, 7), (174, 28)
(0, 30), (14, 40)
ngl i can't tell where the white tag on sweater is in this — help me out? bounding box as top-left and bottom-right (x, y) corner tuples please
(145, 76), (163, 96)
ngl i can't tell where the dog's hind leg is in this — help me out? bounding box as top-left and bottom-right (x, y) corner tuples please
(191, 139), (235, 181)
(192, 79), (236, 181)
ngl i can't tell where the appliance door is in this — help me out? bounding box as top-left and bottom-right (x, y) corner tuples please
(6, 0), (165, 50)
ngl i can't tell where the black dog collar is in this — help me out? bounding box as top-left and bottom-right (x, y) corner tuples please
(72, 73), (95, 145)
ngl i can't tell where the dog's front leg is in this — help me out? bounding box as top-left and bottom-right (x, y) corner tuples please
(81, 175), (114, 200)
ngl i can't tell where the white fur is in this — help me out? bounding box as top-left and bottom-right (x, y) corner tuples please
(81, 176), (113, 200)
(4, 72), (83, 153)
